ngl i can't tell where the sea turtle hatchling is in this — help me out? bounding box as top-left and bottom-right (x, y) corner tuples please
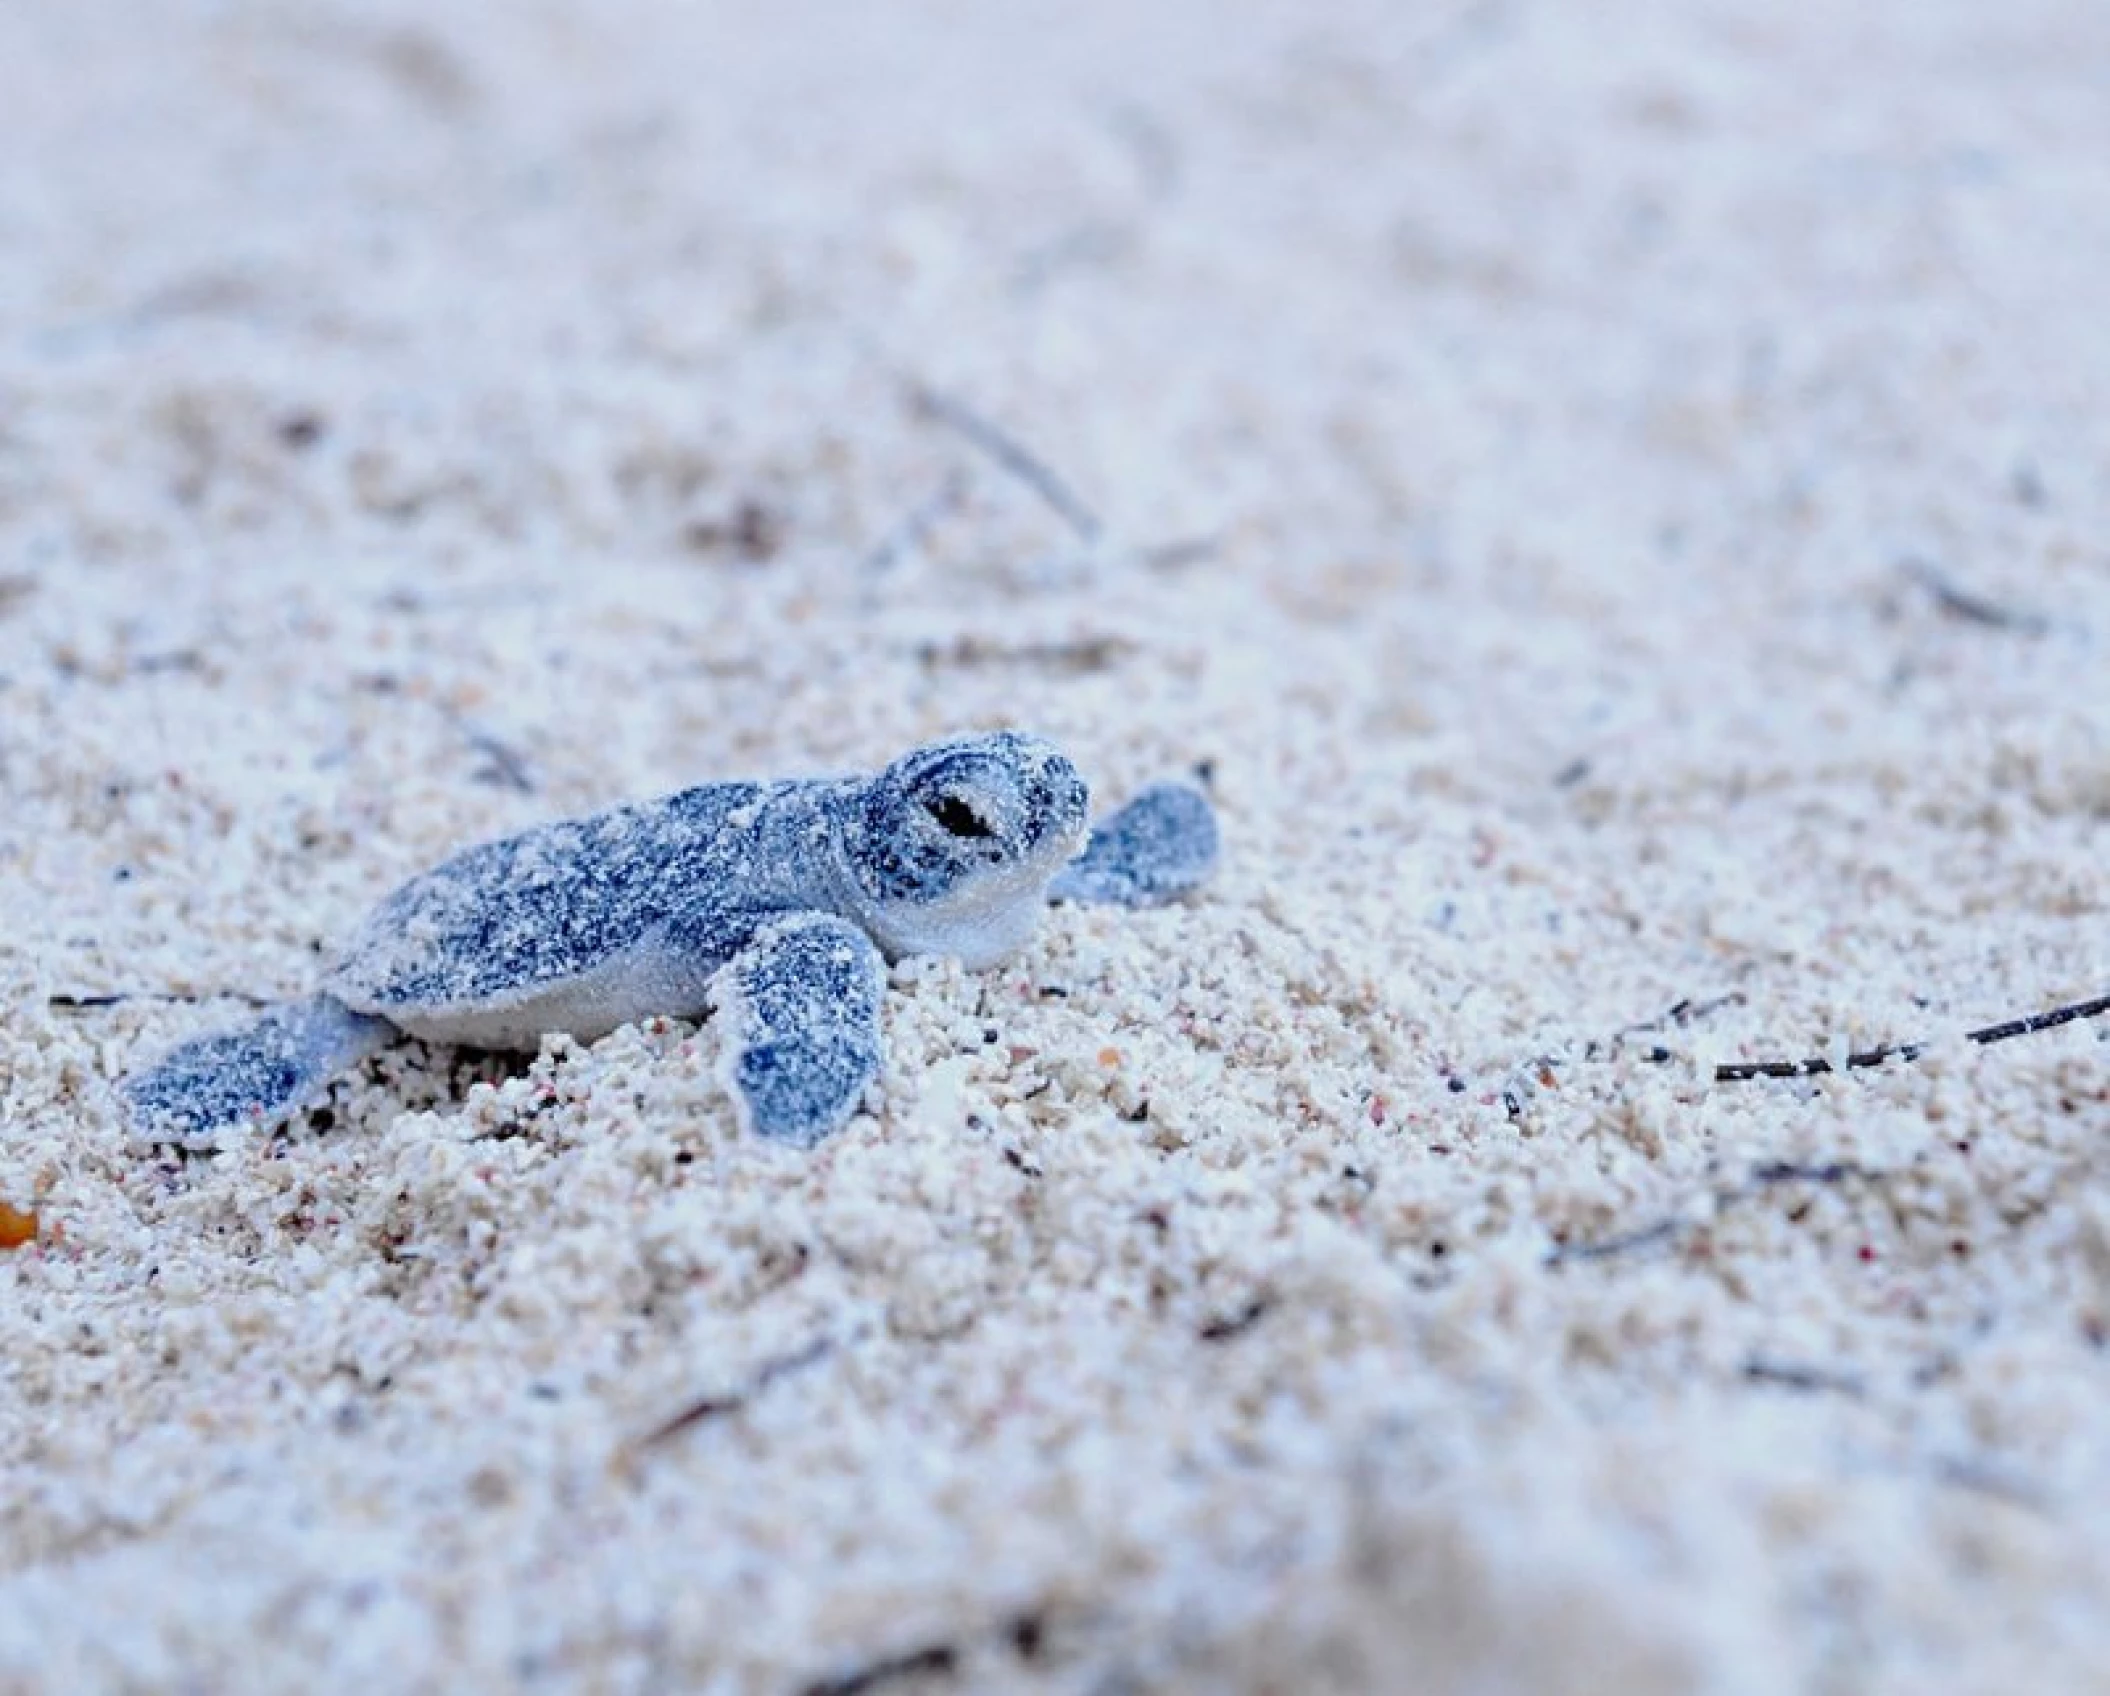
(125, 730), (1219, 1149)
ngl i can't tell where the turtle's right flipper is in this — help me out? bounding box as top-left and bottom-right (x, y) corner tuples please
(1048, 781), (1220, 907)
(125, 995), (393, 1148)
(711, 914), (886, 1149)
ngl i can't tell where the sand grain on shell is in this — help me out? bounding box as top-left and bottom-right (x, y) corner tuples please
(4, 0), (2110, 1689)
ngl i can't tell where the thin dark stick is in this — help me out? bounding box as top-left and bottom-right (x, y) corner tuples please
(1713, 992), (2110, 1083)
(797, 1603), (1067, 1696)
(1583, 992), (1747, 1062)
(50, 989), (273, 1010)
(1544, 1219), (1679, 1266)
(1741, 1355), (1867, 1397)
(439, 705), (536, 794)
(1749, 1160), (1867, 1186)
(1715, 1050), (1910, 1081)
(1198, 1296), (1270, 1343)
(1506, 991), (1744, 1116)
(1135, 534), (1220, 571)
(630, 1335), (833, 1452)
(801, 1645), (959, 1696)
(1902, 557), (2049, 635)
(1962, 993), (2110, 1048)
(1547, 1159), (1875, 1268)
(905, 382), (1103, 544)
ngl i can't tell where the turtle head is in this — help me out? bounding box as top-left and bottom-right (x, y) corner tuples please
(838, 731), (1090, 966)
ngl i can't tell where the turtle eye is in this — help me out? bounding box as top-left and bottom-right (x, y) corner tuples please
(925, 793), (994, 839)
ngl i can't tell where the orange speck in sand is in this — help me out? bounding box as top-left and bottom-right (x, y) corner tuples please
(0, 1203), (39, 1249)
(1097, 1047), (1122, 1068)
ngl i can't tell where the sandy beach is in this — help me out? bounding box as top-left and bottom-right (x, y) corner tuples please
(4, 0), (2109, 1688)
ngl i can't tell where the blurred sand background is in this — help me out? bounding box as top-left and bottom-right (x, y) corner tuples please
(3, 1), (2109, 1689)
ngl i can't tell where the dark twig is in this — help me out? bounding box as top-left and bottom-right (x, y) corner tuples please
(50, 989), (273, 1010)
(1505, 989), (2104, 1126)
(1961, 994), (2110, 1048)
(1902, 557), (2049, 635)
(904, 383), (1102, 544)
(630, 1336), (833, 1452)
(1741, 1355), (1867, 1397)
(914, 632), (1133, 677)
(798, 1604), (1067, 1696)
(1198, 1296), (1271, 1343)
(1715, 1050), (1909, 1082)
(1134, 534), (1220, 571)
(1749, 1160), (1868, 1187)
(1712, 992), (2110, 1083)
(1548, 1159), (1877, 1268)
(1505, 991), (1744, 1116)
(1544, 1219), (1679, 1266)
(1582, 992), (1747, 1063)
(801, 1645), (959, 1696)
(438, 705), (536, 794)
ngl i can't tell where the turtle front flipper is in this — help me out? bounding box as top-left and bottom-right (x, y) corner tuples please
(1049, 781), (1220, 907)
(711, 914), (886, 1148)
(125, 995), (394, 1148)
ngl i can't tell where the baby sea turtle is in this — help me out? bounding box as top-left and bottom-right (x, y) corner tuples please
(125, 731), (1219, 1149)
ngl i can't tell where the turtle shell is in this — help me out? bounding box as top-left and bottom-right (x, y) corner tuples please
(327, 780), (827, 1024)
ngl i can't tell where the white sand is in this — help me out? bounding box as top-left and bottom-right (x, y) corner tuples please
(4, 0), (2109, 1688)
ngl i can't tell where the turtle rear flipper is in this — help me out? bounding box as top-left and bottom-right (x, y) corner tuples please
(125, 995), (393, 1148)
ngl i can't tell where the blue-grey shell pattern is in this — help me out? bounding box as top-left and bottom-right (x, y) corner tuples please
(329, 779), (847, 1046)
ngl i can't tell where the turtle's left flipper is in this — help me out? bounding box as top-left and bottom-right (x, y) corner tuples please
(712, 914), (886, 1148)
(125, 994), (394, 1148)
(1049, 781), (1220, 908)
